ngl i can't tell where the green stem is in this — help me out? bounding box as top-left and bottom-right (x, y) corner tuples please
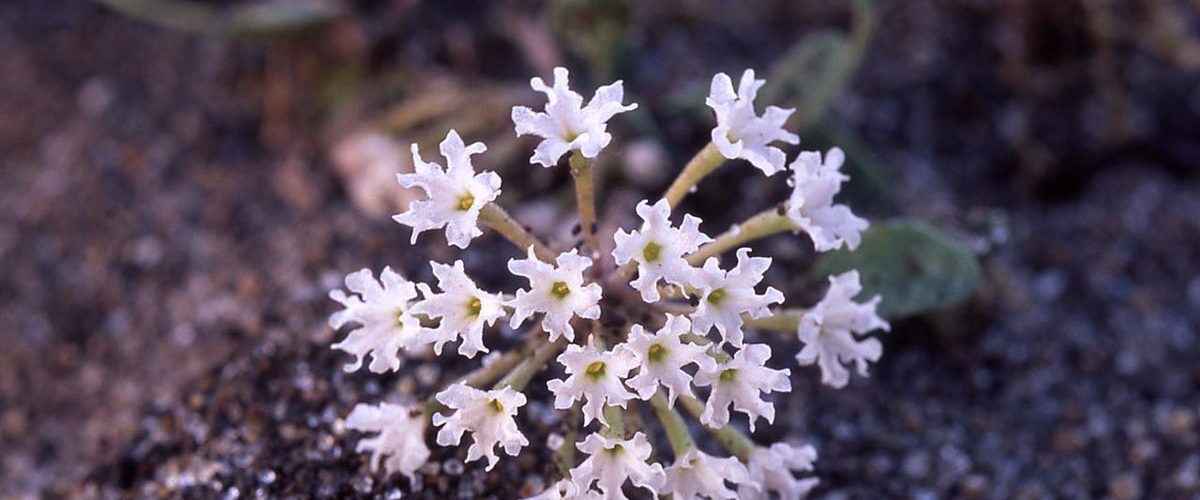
(654, 304), (806, 335)
(742, 309), (806, 332)
(679, 396), (757, 461)
(494, 336), (567, 391)
(93, 0), (339, 37)
(687, 208), (797, 266)
(555, 402), (582, 476)
(663, 142), (725, 208)
(478, 202), (557, 262)
(422, 332), (548, 416)
(569, 152), (599, 254)
(680, 333), (730, 364)
(648, 391), (694, 456)
(602, 405), (626, 438)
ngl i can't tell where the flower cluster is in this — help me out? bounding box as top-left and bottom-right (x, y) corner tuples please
(331, 67), (889, 498)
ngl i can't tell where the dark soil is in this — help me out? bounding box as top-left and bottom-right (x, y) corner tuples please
(2, 0), (1198, 498)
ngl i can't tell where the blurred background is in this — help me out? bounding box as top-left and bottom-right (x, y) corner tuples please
(1, 0), (1198, 498)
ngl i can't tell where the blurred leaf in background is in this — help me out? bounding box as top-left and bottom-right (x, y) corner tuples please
(812, 220), (983, 319)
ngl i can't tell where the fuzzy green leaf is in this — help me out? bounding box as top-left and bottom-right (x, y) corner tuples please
(812, 220), (982, 319)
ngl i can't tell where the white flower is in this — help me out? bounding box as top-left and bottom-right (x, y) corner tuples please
(410, 260), (506, 358)
(707, 69), (799, 175)
(329, 267), (422, 373)
(664, 448), (750, 500)
(612, 199), (711, 302)
(571, 432), (665, 500)
(690, 248), (785, 347)
(512, 67), (638, 167)
(786, 147), (869, 252)
(619, 315), (709, 406)
(508, 247), (603, 342)
(344, 402), (431, 481)
(432, 382), (528, 470)
(393, 129), (501, 249)
(739, 443), (819, 500)
(523, 478), (604, 500)
(547, 336), (637, 427)
(796, 270), (889, 388)
(693, 343), (790, 431)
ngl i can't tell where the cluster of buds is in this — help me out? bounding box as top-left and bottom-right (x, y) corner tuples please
(330, 67), (889, 499)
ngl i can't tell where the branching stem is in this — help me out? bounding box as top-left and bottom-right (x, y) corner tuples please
(478, 202), (557, 262)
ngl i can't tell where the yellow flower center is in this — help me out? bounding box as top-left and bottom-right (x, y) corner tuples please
(394, 308), (405, 328)
(707, 288), (727, 306)
(550, 281), (571, 299)
(585, 361), (607, 379)
(487, 398), (505, 413)
(719, 368), (738, 382)
(647, 343), (667, 363)
(466, 297), (482, 317)
(456, 193), (475, 211)
(642, 242), (662, 262)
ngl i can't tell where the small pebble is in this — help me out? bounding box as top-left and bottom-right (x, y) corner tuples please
(1108, 472), (1142, 500)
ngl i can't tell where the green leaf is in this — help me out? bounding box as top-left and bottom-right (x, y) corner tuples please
(761, 30), (855, 130)
(812, 220), (982, 319)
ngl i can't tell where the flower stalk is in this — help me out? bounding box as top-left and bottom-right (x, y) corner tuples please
(569, 151), (600, 254)
(423, 334), (545, 417)
(478, 201), (556, 262)
(687, 208), (796, 265)
(495, 336), (568, 391)
(663, 142), (725, 208)
(742, 309), (804, 332)
(602, 404), (626, 438)
(680, 396), (756, 461)
(648, 391), (694, 455)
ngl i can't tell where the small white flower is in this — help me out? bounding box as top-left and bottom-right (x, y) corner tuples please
(432, 382), (528, 470)
(410, 260), (506, 358)
(523, 478), (604, 500)
(739, 443), (819, 500)
(547, 336), (638, 427)
(512, 67), (638, 167)
(691, 248), (785, 347)
(707, 69), (799, 175)
(796, 270), (889, 388)
(329, 267), (422, 373)
(571, 432), (665, 500)
(619, 315), (709, 406)
(393, 129), (501, 249)
(693, 343), (790, 431)
(786, 148), (869, 252)
(344, 402), (431, 481)
(664, 448), (750, 500)
(612, 199), (712, 302)
(508, 247), (603, 342)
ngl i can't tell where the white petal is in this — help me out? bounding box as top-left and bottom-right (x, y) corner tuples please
(346, 402), (430, 481)
(795, 271), (888, 388)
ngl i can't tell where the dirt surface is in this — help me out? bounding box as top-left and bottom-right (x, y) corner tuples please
(2, 0), (1198, 498)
